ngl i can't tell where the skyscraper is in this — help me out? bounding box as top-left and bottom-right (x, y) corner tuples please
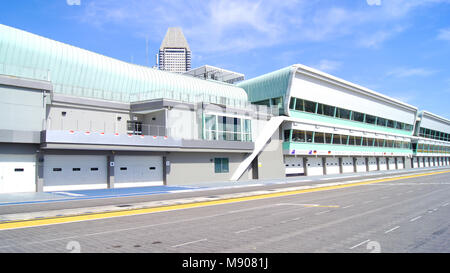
(158, 27), (191, 73)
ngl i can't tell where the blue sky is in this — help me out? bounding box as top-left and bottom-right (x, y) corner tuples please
(1, 0), (450, 118)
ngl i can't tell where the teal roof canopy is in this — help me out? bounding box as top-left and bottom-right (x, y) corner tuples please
(0, 24), (248, 105)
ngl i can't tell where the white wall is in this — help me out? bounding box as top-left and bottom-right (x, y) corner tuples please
(290, 73), (416, 125)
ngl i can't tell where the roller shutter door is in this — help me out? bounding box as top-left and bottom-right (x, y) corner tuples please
(305, 157), (323, 176)
(379, 157), (388, 170)
(284, 156), (304, 175)
(114, 155), (163, 188)
(341, 157), (354, 173)
(0, 154), (36, 193)
(44, 155), (107, 191)
(368, 157), (377, 171)
(325, 157), (340, 175)
(388, 157), (396, 170)
(355, 157), (366, 172)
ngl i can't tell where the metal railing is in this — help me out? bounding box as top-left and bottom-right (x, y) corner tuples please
(0, 63), (50, 81)
(46, 118), (172, 137)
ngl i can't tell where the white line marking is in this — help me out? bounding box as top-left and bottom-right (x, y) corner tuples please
(291, 217), (301, 221)
(171, 238), (207, 248)
(442, 202), (449, 207)
(410, 216), (422, 222)
(363, 200), (373, 204)
(349, 239), (370, 249)
(342, 205), (353, 209)
(380, 196), (389, 200)
(234, 226), (262, 234)
(384, 226), (400, 234)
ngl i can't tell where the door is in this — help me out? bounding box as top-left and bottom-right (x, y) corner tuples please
(379, 157), (387, 170)
(355, 157), (366, 172)
(368, 157), (377, 171)
(341, 157), (354, 173)
(325, 157), (340, 175)
(285, 156), (304, 175)
(397, 157), (404, 169)
(114, 155), (163, 187)
(0, 154), (36, 193)
(305, 157), (323, 176)
(44, 155), (107, 191)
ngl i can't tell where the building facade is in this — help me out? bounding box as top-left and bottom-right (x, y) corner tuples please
(158, 27), (191, 73)
(0, 24), (449, 194)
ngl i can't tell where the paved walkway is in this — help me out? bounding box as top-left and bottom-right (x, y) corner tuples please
(0, 166), (448, 206)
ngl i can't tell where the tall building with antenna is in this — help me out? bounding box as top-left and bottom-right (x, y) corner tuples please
(158, 27), (191, 73)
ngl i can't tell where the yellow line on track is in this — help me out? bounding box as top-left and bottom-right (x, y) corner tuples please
(1, 169), (449, 231)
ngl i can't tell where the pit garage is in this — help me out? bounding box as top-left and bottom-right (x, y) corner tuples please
(388, 157), (396, 170)
(284, 156), (304, 176)
(355, 157), (366, 173)
(0, 154), (36, 193)
(305, 157), (323, 176)
(379, 157), (388, 170)
(114, 155), (163, 188)
(368, 157), (378, 171)
(43, 155), (107, 191)
(325, 157), (340, 175)
(341, 157), (354, 173)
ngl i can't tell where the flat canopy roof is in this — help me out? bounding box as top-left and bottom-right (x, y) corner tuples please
(185, 65), (245, 84)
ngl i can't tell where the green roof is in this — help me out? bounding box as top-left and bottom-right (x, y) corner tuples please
(237, 66), (294, 102)
(0, 24), (248, 106)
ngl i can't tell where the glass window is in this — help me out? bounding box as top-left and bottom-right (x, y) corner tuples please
(352, 112), (365, 122)
(304, 100), (316, 113)
(214, 158), (229, 173)
(323, 104), (335, 117)
(332, 134), (342, 145)
(395, 122), (402, 130)
(377, 117), (387, 127)
(336, 108), (350, 120)
(325, 133), (333, 144)
(314, 132), (325, 144)
(366, 115), (376, 125)
(292, 130), (306, 142)
(386, 120), (394, 128)
(386, 140), (394, 147)
(295, 98), (304, 111)
(348, 135), (356, 145)
(306, 131), (314, 143)
(355, 136), (362, 145)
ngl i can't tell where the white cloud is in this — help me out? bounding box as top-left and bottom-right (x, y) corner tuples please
(76, 0), (450, 54)
(437, 28), (450, 40)
(67, 0), (81, 6)
(367, 0), (382, 6)
(311, 60), (341, 72)
(387, 67), (437, 78)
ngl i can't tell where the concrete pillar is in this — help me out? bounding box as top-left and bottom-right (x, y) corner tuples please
(107, 153), (115, 189)
(36, 150), (44, 192)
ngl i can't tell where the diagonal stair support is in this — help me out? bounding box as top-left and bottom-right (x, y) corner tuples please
(230, 116), (285, 181)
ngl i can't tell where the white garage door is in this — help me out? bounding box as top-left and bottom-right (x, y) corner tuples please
(341, 157), (354, 173)
(114, 155), (163, 188)
(368, 157), (377, 171)
(284, 156), (304, 175)
(325, 157), (340, 175)
(396, 157), (404, 169)
(355, 157), (366, 173)
(0, 154), (36, 193)
(305, 157), (323, 176)
(44, 155), (107, 191)
(379, 157), (388, 170)
(388, 157), (396, 170)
